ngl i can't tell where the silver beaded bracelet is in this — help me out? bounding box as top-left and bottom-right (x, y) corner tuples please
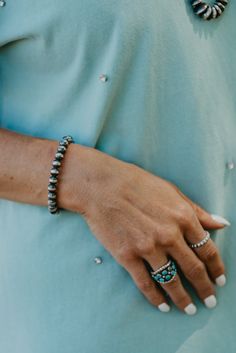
(48, 135), (74, 214)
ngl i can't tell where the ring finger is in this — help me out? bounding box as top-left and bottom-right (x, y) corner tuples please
(144, 252), (197, 315)
(169, 238), (217, 309)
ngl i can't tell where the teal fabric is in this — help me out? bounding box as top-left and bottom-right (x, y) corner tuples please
(0, 1), (235, 352)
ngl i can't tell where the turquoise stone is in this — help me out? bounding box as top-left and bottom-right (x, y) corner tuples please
(171, 271), (176, 275)
(155, 274), (161, 279)
(159, 278), (165, 283)
(165, 275), (171, 281)
(162, 270), (168, 275)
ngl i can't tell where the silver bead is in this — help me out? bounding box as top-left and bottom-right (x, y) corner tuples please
(226, 161), (235, 170)
(48, 200), (57, 207)
(99, 74), (108, 82)
(0, 1), (6, 7)
(63, 135), (74, 143)
(213, 4), (222, 15)
(50, 168), (59, 175)
(55, 152), (64, 160)
(48, 192), (57, 200)
(211, 6), (218, 18)
(195, 3), (208, 15)
(57, 145), (67, 153)
(59, 140), (69, 147)
(192, 0), (203, 7)
(216, 2), (225, 11)
(48, 184), (57, 192)
(94, 256), (103, 264)
(48, 207), (58, 214)
(52, 160), (61, 167)
(202, 5), (212, 19)
(49, 176), (58, 184)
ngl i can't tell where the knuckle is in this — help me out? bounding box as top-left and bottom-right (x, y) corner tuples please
(187, 262), (205, 280)
(157, 231), (177, 248)
(164, 236), (176, 248)
(116, 246), (136, 264)
(135, 237), (156, 255)
(203, 247), (219, 263)
(173, 203), (194, 226)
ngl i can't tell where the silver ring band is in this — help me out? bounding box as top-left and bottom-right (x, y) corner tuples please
(151, 260), (172, 276)
(188, 230), (210, 249)
(150, 259), (177, 284)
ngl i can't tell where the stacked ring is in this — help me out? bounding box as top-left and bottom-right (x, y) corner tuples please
(150, 260), (177, 284)
(188, 230), (210, 249)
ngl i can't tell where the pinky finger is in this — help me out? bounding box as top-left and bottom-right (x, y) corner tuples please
(126, 259), (171, 313)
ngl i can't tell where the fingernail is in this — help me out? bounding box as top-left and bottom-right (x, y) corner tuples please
(184, 303), (197, 315)
(215, 274), (226, 287)
(211, 214), (231, 227)
(158, 303), (170, 313)
(204, 295), (217, 309)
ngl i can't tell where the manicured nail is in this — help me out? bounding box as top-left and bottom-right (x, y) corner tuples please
(215, 274), (226, 287)
(184, 303), (197, 315)
(211, 214), (231, 227)
(158, 303), (170, 313)
(204, 295), (217, 309)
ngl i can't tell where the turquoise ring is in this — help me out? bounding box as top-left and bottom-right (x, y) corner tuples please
(150, 260), (177, 284)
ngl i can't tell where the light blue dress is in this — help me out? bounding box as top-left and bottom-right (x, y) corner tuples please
(0, 1), (235, 352)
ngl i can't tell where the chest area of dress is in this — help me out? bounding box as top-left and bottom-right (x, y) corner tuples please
(1, 0), (164, 43)
(1, 1), (235, 77)
(0, 0), (170, 74)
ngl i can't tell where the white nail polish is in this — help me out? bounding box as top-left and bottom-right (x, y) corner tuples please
(215, 274), (226, 287)
(204, 295), (217, 309)
(158, 303), (170, 313)
(184, 303), (197, 315)
(211, 214), (231, 226)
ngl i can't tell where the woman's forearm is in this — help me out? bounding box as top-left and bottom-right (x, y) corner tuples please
(0, 128), (91, 213)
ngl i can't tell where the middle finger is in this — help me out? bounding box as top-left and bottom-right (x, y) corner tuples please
(144, 252), (197, 315)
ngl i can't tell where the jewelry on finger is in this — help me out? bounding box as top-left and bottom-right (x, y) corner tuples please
(188, 230), (210, 249)
(150, 259), (177, 284)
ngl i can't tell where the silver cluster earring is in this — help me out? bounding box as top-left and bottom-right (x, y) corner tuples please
(191, 0), (229, 20)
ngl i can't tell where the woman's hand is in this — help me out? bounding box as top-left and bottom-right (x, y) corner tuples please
(0, 128), (228, 314)
(61, 145), (229, 315)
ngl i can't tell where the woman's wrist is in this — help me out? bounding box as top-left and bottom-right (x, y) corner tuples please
(0, 128), (95, 213)
(56, 142), (132, 216)
(0, 127), (128, 217)
(56, 143), (99, 215)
